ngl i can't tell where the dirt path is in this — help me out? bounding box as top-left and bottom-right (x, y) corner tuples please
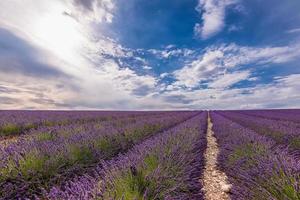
(201, 112), (231, 200)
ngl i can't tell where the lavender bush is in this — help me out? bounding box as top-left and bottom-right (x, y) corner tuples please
(211, 112), (300, 200)
(219, 111), (300, 154)
(44, 112), (207, 200)
(0, 111), (168, 137)
(0, 111), (198, 198)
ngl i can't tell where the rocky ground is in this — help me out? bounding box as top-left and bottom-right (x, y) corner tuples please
(201, 113), (232, 200)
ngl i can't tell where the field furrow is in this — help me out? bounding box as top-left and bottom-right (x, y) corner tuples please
(0, 111), (199, 199)
(43, 112), (207, 200)
(218, 111), (300, 156)
(211, 112), (300, 200)
(0, 111), (171, 139)
(1, 110), (299, 200)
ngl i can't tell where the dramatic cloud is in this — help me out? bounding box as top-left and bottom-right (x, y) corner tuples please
(162, 74), (300, 109)
(70, 0), (115, 23)
(0, 0), (164, 109)
(218, 43), (300, 67)
(0, 28), (68, 78)
(208, 71), (251, 89)
(173, 49), (224, 88)
(0, 73), (75, 109)
(173, 43), (300, 89)
(195, 0), (238, 39)
(0, 1), (300, 110)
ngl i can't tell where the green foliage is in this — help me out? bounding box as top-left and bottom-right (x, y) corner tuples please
(259, 168), (300, 200)
(0, 150), (65, 185)
(104, 170), (146, 200)
(18, 150), (47, 180)
(228, 142), (300, 200)
(228, 142), (268, 168)
(143, 154), (159, 173)
(93, 137), (119, 158)
(0, 123), (36, 137)
(248, 124), (284, 143)
(102, 154), (160, 200)
(125, 124), (162, 144)
(68, 144), (94, 164)
(43, 120), (56, 126)
(102, 143), (192, 200)
(35, 132), (56, 141)
(0, 159), (18, 181)
(0, 123), (21, 136)
(289, 136), (300, 149)
(94, 138), (110, 151)
(24, 123), (37, 130)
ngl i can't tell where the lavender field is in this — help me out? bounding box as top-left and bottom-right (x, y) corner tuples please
(1, 0), (300, 199)
(0, 110), (299, 200)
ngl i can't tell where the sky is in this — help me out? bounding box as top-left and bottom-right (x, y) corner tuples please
(0, 0), (300, 110)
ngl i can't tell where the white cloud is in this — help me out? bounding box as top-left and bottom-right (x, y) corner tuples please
(134, 57), (147, 64)
(0, 0), (108, 73)
(71, 0), (115, 23)
(0, 73), (76, 109)
(142, 65), (152, 70)
(286, 28), (300, 34)
(160, 73), (169, 78)
(165, 44), (176, 49)
(220, 43), (300, 67)
(161, 74), (300, 109)
(173, 43), (300, 89)
(161, 49), (182, 58)
(0, 0), (165, 109)
(173, 49), (224, 88)
(208, 70), (250, 89)
(195, 0), (238, 39)
(148, 48), (195, 59)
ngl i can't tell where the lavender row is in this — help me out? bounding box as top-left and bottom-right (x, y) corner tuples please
(0, 111), (123, 137)
(43, 112), (207, 200)
(237, 109), (300, 123)
(0, 112), (193, 159)
(0, 111), (198, 199)
(0, 111), (181, 146)
(211, 112), (300, 200)
(0, 111), (168, 137)
(218, 111), (300, 154)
